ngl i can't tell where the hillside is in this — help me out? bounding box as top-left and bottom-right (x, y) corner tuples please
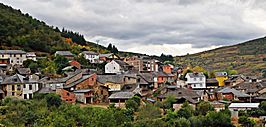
(0, 3), (142, 56)
(175, 37), (266, 76)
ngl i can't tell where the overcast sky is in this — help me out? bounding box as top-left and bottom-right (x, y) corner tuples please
(1, 0), (266, 56)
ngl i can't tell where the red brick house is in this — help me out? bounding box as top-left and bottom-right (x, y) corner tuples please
(58, 89), (76, 103)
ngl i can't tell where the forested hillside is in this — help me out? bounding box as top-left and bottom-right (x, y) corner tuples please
(175, 37), (266, 76)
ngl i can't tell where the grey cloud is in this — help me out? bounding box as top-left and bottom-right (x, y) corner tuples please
(0, 0), (266, 54)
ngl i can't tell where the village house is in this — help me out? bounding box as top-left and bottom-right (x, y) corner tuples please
(97, 74), (124, 92)
(73, 89), (94, 104)
(1, 74), (39, 99)
(185, 72), (206, 90)
(105, 60), (132, 74)
(109, 91), (136, 107)
(124, 56), (144, 72)
(16, 68), (31, 76)
(69, 60), (81, 69)
(99, 53), (119, 63)
(157, 86), (201, 109)
(216, 87), (250, 102)
(81, 51), (99, 63)
(142, 58), (160, 72)
(155, 71), (175, 88)
(215, 72), (228, 87)
(55, 51), (75, 60)
(0, 50), (27, 66)
(26, 52), (37, 61)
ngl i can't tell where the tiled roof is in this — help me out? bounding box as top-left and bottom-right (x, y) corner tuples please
(64, 74), (94, 88)
(218, 87), (250, 97)
(55, 51), (74, 56)
(82, 51), (98, 55)
(0, 50), (26, 54)
(97, 74), (124, 84)
(158, 88), (200, 103)
(109, 92), (135, 99)
(73, 88), (93, 93)
(17, 68), (31, 75)
(1, 74), (25, 84)
(186, 72), (205, 78)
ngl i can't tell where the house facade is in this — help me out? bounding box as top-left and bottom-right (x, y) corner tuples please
(0, 50), (27, 66)
(105, 60), (131, 74)
(185, 72), (206, 89)
(81, 51), (99, 63)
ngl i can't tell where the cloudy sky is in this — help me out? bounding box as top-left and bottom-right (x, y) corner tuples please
(1, 0), (266, 56)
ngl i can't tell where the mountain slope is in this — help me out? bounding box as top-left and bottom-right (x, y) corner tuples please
(175, 37), (266, 76)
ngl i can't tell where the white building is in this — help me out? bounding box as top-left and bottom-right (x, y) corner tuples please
(26, 52), (37, 61)
(81, 51), (99, 63)
(105, 60), (131, 74)
(0, 50), (27, 66)
(185, 72), (206, 89)
(23, 80), (39, 99)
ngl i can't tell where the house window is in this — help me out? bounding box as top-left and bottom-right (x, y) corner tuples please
(29, 94), (33, 99)
(114, 67), (115, 69)
(200, 77), (202, 81)
(12, 85), (15, 91)
(14, 54), (16, 57)
(11, 60), (13, 63)
(10, 54), (12, 57)
(200, 84), (203, 87)
(194, 78), (196, 81)
(20, 54), (22, 57)
(23, 85), (26, 88)
(194, 84), (196, 87)
(101, 90), (103, 95)
(24, 94), (27, 99)
(69, 99), (72, 101)
(29, 85), (32, 90)
(12, 92), (15, 96)
(17, 85), (21, 90)
(67, 93), (70, 96)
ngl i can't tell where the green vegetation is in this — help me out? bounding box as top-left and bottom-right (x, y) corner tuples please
(175, 37), (266, 76)
(0, 94), (236, 127)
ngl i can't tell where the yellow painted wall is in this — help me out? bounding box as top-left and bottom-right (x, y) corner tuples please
(215, 76), (228, 87)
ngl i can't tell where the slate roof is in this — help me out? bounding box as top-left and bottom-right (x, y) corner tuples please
(55, 51), (74, 56)
(1, 74), (25, 84)
(64, 74), (94, 88)
(17, 68), (31, 75)
(99, 53), (113, 58)
(109, 92), (135, 99)
(217, 87), (250, 97)
(233, 82), (266, 93)
(215, 72), (227, 77)
(114, 60), (130, 67)
(73, 89), (93, 93)
(37, 87), (54, 94)
(0, 50), (26, 54)
(157, 71), (174, 77)
(82, 51), (98, 55)
(158, 88), (200, 104)
(97, 74), (124, 84)
(186, 72), (205, 78)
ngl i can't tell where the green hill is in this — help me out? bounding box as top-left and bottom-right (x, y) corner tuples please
(0, 3), (145, 57)
(175, 37), (266, 76)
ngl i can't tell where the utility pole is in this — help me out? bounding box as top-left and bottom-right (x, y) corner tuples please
(96, 40), (99, 72)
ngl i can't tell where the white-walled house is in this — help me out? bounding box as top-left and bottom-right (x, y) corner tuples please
(185, 72), (206, 89)
(81, 51), (99, 63)
(105, 60), (131, 74)
(0, 50), (27, 66)
(23, 79), (39, 99)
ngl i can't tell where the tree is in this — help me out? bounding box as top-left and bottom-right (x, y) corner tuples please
(125, 96), (141, 111)
(177, 101), (194, 119)
(136, 104), (162, 120)
(53, 55), (69, 74)
(45, 93), (62, 108)
(238, 116), (256, 127)
(205, 111), (233, 127)
(162, 95), (176, 110)
(107, 43), (113, 51)
(195, 101), (214, 116)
